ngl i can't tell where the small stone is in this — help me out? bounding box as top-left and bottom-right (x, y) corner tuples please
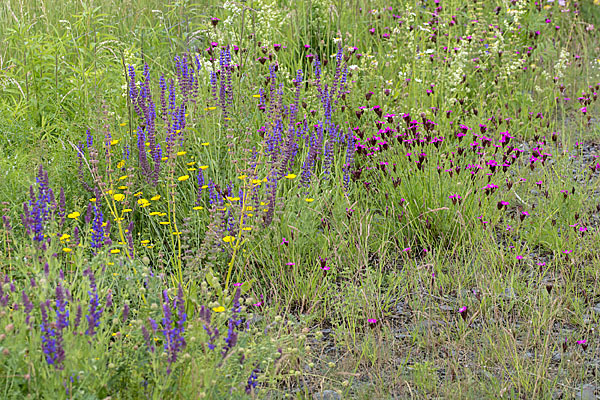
(551, 352), (562, 363)
(313, 390), (341, 400)
(575, 384), (597, 400)
(502, 287), (516, 299)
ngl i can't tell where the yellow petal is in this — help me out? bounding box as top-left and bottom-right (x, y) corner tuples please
(212, 306), (226, 312)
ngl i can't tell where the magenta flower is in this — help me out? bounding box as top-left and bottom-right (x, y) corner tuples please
(458, 306), (468, 320)
(368, 318), (377, 324)
(577, 339), (588, 350)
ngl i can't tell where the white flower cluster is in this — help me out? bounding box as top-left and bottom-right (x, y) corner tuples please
(223, 0), (242, 31)
(553, 47), (570, 79)
(255, 0), (284, 42)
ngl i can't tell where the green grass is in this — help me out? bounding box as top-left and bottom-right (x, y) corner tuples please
(1, 0), (600, 398)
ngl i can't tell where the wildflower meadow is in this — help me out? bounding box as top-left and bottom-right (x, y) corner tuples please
(1, 0), (600, 398)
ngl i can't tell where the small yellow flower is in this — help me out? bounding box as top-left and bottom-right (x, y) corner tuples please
(223, 236), (235, 243)
(110, 139), (120, 146)
(118, 186), (128, 190)
(149, 211), (161, 216)
(59, 234), (71, 241)
(305, 198), (315, 203)
(246, 206), (254, 211)
(67, 212), (80, 219)
(226, 197), (240, 202)
(172, 231), (181, 235)
(62, 247), (72, 253)
(118, 175), (128, 181)
(252, 94), (261, 98)
(123, 208), (133, 213)
(199, 165), (209, 170)
(108, 262), (114, 266)
(159, 212), (167, 216)
(137, 198), (150, 206)
(161, 156), (168, 161)
(193, 206), (204, 210)
(177, 151), (187, 156)
(187, 161), (196, 166)
(187, 168), (197, 171)
(110, 249), (120, 254)
(238, 175), (247, 180)
(90, 198), (97, 202)
(151, 195), (161, 201)
(140, 240), (150, 244)
(145, 142), (150, 147)
(242, 227), (252, 231)
(285, 174), (297, 179)
(134, 192), (143, 197)
(208, 107), (217, 110)
(201, 142), (210, 146)
(178, 175), (190, 181)
(113, 194), (125, 201)
(117, 160), (125, 168)
(159, 221), (170, 225)
(212, 306), (226, 312)
(119, 122), (127, 126)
